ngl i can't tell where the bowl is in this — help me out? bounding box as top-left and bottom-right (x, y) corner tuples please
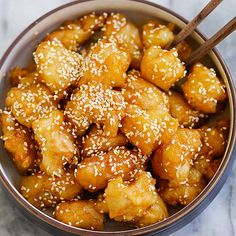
(0, 0), (236, 235)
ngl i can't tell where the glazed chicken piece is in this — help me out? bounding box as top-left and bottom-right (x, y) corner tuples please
(103, 13), (143, 69)
(122, 70), (169, 111)
(65, 82), (126, 137)
(32, 110), (78, 176)
(104, 171), (168, 226)
(34, 39), (82, 98)
(141, 46), (186, 91)
(79, 38), (131, 88)
(46, 12), (106, 51)
(121, 104), (178, 155)
(182, 63), (227, 113)
(142, 20), (174, 49)
(55, 200), (104, 230)
(151, 128), (202, 185)
(169, 90), (205, 128)
(0, 111), (36, 172)
(20, 171), (82, 209)
(82, 126), (128, 157)
(5, 83), (56, 128)
(159, 168), (206, 206)
(75, 147), (147, 192)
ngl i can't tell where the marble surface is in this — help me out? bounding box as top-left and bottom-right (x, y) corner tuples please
(0, 0), (236, 235)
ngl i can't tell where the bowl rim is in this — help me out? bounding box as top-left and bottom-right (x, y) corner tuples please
(0, 0), (236, 235)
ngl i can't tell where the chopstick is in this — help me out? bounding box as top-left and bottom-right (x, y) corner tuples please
(169, 0), (223, 48)
(185, 16), (236, 65)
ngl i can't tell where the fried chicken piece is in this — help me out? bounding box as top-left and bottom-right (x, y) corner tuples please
(55, 200), (104, 230)
(122, 70), (169, 111)
(46, 12), (106, 51)
(103, 13), (142, 69)
(75, 147), (147, 192)
(141, 46), (186, 91)
(152, 128), (202, 185)
(182, 63), (227, 113)
(1, 111), (36, 172)
(79, 38), (131, 88)
(5, 83), (56, 127)
(104, 171), (168, 226)
(159, 168), (206, 206)
(169, 90), (204, 128)
(34, 39), (82, 98)
(32, 110), (77, 176)
(20, 171), (82, 208)
(82, 126), (128, 157)
(121, 104), (178, 155)
(65, 82), (126, 137)
(142, 20), (174, 49)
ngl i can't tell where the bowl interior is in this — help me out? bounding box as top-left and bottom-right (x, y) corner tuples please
(0, 0), (234, 234)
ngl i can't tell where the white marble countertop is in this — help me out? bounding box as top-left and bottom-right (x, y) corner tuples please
(0, 0), (236, 235)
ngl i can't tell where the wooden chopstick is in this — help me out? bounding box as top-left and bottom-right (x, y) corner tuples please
(170, 0), (223, 48)
(185, 16), (236, 65)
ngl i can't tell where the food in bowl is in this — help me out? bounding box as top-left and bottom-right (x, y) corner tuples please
(0, 11), (229, 231)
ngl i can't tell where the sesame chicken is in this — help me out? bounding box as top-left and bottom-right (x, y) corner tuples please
(142, 20), (174, 49)
(104, 171), (168, 226)
(75, 147), (147, 192)
(5, 83), (56, 128)
(82, 125), (128, 157)
(122, 70), (169, 111)
(34, 39), (82, 99)
(121, 104), (178, 155)
(159, 168), (206, 206)
(152, 128), (202, 185)
(182, 63), (227, 113)
(20, 171), (82, 209)
(1, 11), (230, 230)
(46, 12), (106, 51)
(54, 200), (104, 230)
(65, 82), (126, 137)
(32, 110), (78, 177)
(103, 13), (143, 69)
(169, 90), (205, 128)
(1, 111), (36, 172)
(79, 38), (131, 88)
(141, 46), (186, 91)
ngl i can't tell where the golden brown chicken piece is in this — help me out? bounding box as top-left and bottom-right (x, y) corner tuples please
(65, 82), (126, 137)
(142, 20), (174, 49)
(159, 168), (206, 206)
(54, 200), (105, 230)
(32, 110), (78, 176)
(141, 46), (186, 91)
(75, 147), (147, 192)
(79, 38), (131, 88)
(104, 171), (168, 225)
(182, 63), (227, 113)
(82, 126), (128, 157)
(34, 39), (82, 98)
(103, 13), (143, 69)
(5, 84), (56, 128)
(9, 66), (35, 87)
(175, 41), (192, 62)
(46, 12), (106, 51)
(169, 90), (204, 128)
(20, 171), (82, 208)
(152, 128), (202, 185)
(122, 70), (169, 111)
(194, 120), (229, 179)
(121, 104), (178, 155)
(1, 111), (36, 172)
